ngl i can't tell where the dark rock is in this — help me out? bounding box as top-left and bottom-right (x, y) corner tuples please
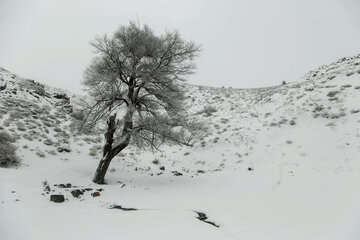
(71, 189), (84, 198)
(84, 188), (93, 191)
(172, 171), (183, 176)
(159, 166), (165, 171)
(50, 194), (65, 203)
(0, 82), (6, 91)
(110, 205), (137, 211)
(53, 93), (70, 101)
(57, 146), (71, 153)
(43, 139), (53, 145)
(91, 192), (100, 197)
(248, 167), (253, 171)
(55, 183), (72, 188)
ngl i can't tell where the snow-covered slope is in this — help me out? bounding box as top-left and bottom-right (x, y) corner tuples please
(1, 54), (360, 240)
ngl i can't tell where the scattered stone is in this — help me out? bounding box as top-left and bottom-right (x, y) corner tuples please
(0, 82), (6, 91)
(43, 139), (53, 146)
(71, 189), (84, 198)
(172, 171), (183, 176)
(55, 183), (72, 188)
(52, 93), (70, 101)
(57, 146), (71, 153)
(50, 194), (65, 203)
(110, 205), (137, 211)
(91, 192), (100, 197)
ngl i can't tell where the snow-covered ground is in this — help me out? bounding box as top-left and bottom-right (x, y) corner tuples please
(1, 55), (360, 240)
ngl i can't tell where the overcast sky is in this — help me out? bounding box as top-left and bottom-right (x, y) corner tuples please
(1, 0), (360, 94)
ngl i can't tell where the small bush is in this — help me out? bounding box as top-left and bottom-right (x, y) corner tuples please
(0, 131), (20, 167)
(89, 145), (102, 156)
(196, 105), (217, 116)
(70, 109), (86, 121)
(327, 91), (339, 97)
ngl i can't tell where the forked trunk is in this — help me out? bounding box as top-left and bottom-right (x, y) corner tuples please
(92, 107), (134, 184)
(92, 114), (117, 184)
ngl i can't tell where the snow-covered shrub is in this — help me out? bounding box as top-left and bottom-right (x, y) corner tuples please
(70, 109), (86, 121)
(16, 122), (27, 131)
(0, 131), (20, 167)
(196, 105), (218, 116)
(89, 145), (101, 156)
(36, 150), (46, 158)
(327, 91), (339, 97)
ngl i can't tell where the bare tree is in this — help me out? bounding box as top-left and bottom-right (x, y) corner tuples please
(83, 22), (204, 184)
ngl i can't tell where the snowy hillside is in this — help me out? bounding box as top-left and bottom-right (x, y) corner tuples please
(1, 54), (360, 240)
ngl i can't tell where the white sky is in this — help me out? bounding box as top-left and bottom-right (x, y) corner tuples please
(1, 0), (360, 94)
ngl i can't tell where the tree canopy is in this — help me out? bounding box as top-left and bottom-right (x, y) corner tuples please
(83, 22), (204, 184)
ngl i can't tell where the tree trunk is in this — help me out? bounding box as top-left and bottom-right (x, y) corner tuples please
(92, 114), (117, 184)
(92, 107), (134, 184)
(92, 151), (115, 184)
